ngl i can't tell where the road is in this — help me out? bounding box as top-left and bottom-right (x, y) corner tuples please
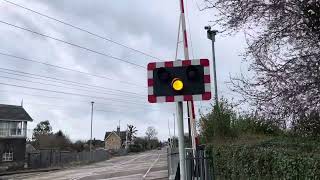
(1, 149), (168, 180)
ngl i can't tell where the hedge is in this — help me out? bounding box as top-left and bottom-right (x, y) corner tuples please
(209, 138), (320, 179)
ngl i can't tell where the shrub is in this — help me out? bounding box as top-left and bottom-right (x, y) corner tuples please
(292, 111), (320, 137)
(233, 115), (282, 136)
(208, 138), (320, 178)
(199, 99), (283, 144)
(199, 99), (236, 142)
(128, 144), (143, 152)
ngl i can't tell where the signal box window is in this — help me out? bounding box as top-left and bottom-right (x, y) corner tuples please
(2, 150), (13, 162)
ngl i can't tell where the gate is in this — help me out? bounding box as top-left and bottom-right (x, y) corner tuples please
(185, 148), (214, 180)
(167, 147), (214, 180)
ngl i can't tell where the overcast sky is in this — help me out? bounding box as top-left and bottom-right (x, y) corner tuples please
(0, 0), (246, 141)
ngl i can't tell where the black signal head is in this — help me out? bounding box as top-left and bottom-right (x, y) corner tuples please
(186, 65), (199, 81)
(157, 67), (171, 82)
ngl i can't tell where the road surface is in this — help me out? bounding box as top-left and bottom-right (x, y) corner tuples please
(1, 149), (168, 180)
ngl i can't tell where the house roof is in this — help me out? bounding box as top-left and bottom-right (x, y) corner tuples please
(26, 144), (37, 153)
(0, 104), (33, 121)
(105, 131), (121, 141)
(104, 131), (126, 141)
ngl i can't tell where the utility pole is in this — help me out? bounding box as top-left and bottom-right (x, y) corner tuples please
(177, 0), (194, 178)
(125, 125), (128, 149)
(205, 26), (219, 105)
(168, 119), (172, 139)
(178, 0), (197, 152)
(187, 103), (192, 147)
(173, 113), (176, 148)
(90, 101), (94, 153)
(173, 113), (176, 138)
(176, 101), (185, 179)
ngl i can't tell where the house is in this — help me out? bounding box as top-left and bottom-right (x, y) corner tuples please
(0, 104), (32, 170)
(104, 126), (127, 150)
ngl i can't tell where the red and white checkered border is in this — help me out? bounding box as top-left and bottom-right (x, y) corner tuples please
(147, 59), (211, 103)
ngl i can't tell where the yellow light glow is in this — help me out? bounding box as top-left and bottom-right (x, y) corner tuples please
(172, 78), (184, 91)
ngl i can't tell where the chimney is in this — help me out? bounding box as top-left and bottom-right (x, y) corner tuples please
(117, 126), (120, 135)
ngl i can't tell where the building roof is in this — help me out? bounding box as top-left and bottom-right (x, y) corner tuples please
(0, 104), (33, 121)
(26, 144), (37, 153)
(104, 131), (126, 141)
(105, 131), (121, 141)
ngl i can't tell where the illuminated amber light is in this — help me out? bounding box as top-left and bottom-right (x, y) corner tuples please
(172, 78), (184, 91)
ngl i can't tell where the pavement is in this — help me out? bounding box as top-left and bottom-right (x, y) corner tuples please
(0, 149), (168, 180)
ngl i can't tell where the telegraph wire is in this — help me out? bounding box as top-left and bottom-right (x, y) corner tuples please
(0, 89), (155, 110)
(23, 105), (159, 114)
(0, 69), (145, 97)
(0, 75), (145, 100)
(95, 109), (157, 113)
(0, 68), (145, 96)
(21, 102), (157, 112)
(0, 20), (145, 69)
(0, 82), (147, 105)
(0, 51), (143, 87)
(0, 69), (121, 94)
(18, 102), (159, 114)
(2, 0), (161, 61)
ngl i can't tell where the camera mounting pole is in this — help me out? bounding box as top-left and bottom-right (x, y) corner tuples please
(205, 26), (219, 106)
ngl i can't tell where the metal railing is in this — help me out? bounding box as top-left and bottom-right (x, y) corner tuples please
(167, 147), (214, 180)
(27, 149), (110, 169)
(167, 148), (179, 180)
(185, 149), (214, 180)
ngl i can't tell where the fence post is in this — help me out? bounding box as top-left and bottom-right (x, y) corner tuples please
(186, 152), (191, 180)
(167, 148), (171, 177)
(39, 151), (42, 168)
(167, 148), (170, 177)
(204, 155), (208, 180)
(50, 149), (53, 167)
(59, 151), (62, 166)
(27, 153), (30, 168)
(211, 152), (214, 180)
(201, 150), (205, 180)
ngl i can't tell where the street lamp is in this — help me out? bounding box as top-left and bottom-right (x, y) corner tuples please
(90, 101), (94, 152)
(205, 26), (219, 106)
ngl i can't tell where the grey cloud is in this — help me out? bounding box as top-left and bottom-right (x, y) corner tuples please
(0, 0), (246, 141)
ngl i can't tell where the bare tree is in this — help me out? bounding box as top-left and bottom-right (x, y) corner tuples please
(127, 124), (138, 143)
(203, 0), (320, 126)
(145, 126), (158, 140)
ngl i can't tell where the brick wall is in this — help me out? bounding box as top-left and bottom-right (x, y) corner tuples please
(105, 133), (121, 150)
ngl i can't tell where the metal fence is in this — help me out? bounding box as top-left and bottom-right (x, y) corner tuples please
(167, 147), (214, 180)
(185, 149), (214, 180)
(167, 148), (179, 180)
(27, 149), (110, 169)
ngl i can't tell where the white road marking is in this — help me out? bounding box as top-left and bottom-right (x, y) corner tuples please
(145, 170), (168, 179)
(142, 154), (161, 179)
(70, 153), (155, 180)
(5, 150), (168, 180)
(101, 173), (143, 180)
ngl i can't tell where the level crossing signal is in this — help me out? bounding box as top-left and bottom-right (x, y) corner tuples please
(147, 59), (211, 103)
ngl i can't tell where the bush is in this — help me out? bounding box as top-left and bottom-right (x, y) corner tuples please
(199, 99), (236, 142)
(208, 138), (320, 178)
(199, 99), (282, 144)
(128, 144), (143, 152)
(233, 115), (282, 136)
(129, 137), (161, 152)
(292, 111), (320, 137)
